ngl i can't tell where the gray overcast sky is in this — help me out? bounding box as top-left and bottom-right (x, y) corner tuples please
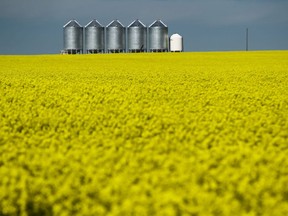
(0, 0), (287, 54)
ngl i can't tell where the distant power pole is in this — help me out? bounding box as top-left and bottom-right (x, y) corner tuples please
(246, 28), (249, 51)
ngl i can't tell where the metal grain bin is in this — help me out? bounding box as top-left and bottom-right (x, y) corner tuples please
(149, 20), (168, 52)
(63, 20), (83, 54)
(106, 20), (126, 53)
(85, 20), (105, 54)
(127, 19), (147, 53)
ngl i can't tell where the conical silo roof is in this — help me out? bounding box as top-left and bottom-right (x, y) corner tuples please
(149, 20), (167, 28)
(128, 19), (146, 28)
(85, 19), (103, 28)
(170, 33), (182, 39)
(106, 20), (125, 28)
(63, 20), (82, 28)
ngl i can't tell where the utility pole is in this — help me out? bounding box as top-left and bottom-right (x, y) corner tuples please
(246, 28), (249, 51)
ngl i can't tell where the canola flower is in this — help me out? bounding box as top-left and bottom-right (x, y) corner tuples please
(0, 51), (288, 215)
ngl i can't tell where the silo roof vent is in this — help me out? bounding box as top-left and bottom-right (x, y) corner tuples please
(63, 20), (82, 28)
(85, 19), (103, 28)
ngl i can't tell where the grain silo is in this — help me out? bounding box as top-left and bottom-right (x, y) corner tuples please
(63, 20), (83, 54)
(106, 20), (126, 53)
(85, 20), (105, 54)
(170, 33), (183, 52)
(127, 19), (147, 53)
(148, 20), (168, 52)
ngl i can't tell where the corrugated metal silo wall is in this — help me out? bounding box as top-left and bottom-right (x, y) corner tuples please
(128, 27), (147, 52)
(63, 27), (83, 51)
(149, 27), (168, 51)
(85, 27), (105, 53)
(106, 27), (126, 52)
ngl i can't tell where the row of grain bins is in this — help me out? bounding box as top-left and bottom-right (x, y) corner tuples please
(63, 19), (183, 54)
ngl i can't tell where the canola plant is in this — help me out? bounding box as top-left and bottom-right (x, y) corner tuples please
(0, 51), (288, 215)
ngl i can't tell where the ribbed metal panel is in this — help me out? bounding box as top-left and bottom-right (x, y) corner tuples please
(106, 20), (126, 53)
(149, 20), (168, 52)
(63, 20), (83, 54)
(127, 19), (147, 53)
(85, 20), (105, 53)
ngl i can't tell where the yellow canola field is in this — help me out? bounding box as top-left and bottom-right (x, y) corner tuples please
(0, 51), (288, 215)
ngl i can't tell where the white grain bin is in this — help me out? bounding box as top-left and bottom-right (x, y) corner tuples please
(170, 33), (183, 52)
